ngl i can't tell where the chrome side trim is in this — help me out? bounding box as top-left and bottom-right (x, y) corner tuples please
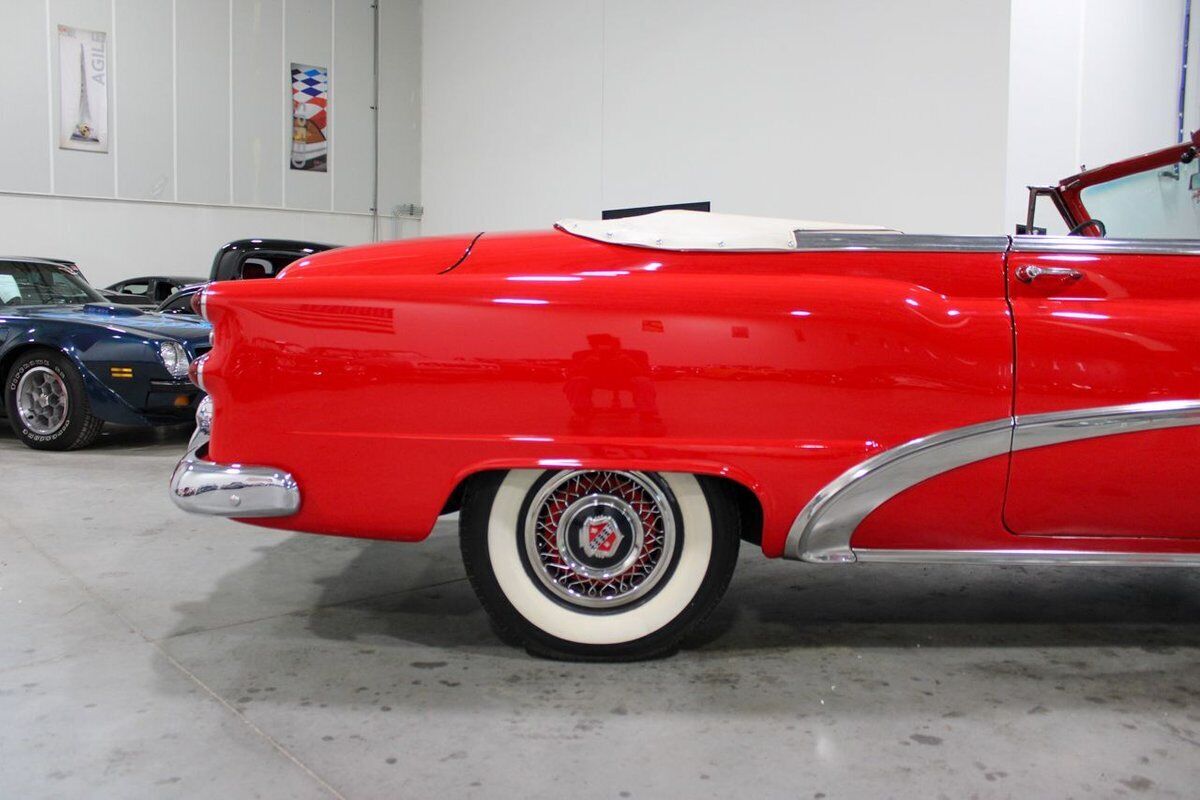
(790, 233), (1011, 253)
(787, 419), (1013, 563)
(169, 431), (300, 518)
(1011, 236), (1200, 256)
(1013, 400), (1200, 451)
(786, 400), (1200, 563)
(855, 549), (1200, 567)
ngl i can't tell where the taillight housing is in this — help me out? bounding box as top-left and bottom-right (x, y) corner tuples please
(190, 285), (209, 319)
(189, 355), (207, 391)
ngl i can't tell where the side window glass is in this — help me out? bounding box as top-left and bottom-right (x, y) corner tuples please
(1079, 161), (1200, 238)
(121, 282), (150, 295)
(239, 257), (275, 279)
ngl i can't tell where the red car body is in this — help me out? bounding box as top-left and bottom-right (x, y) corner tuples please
(185, 234), (1199, 562)
(169, 134), (1200, 656)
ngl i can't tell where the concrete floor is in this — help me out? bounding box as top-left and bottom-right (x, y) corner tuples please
(1, 426), (1199, 799)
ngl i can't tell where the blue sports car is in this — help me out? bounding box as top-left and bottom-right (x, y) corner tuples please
(0, 257), (211, 450)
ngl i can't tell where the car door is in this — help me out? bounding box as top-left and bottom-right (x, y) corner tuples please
(1004, 239), (1200, 538)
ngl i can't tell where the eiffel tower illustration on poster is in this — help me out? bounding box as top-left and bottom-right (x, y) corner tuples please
(70, 43), (98, 143)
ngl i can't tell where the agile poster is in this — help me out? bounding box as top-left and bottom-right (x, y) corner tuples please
(290, 63), (329, 171)
(58, 25), (108, 153)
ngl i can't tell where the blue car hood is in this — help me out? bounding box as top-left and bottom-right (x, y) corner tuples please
(15, 304), (211, 344)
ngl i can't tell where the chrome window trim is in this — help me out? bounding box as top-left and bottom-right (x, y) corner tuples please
(790, 233), (1011, 253)
(854, 549), (1200, 567)
(786, 400), (1200, 563)
(1011, 236), (1200, 255)
(785, 233), (1200, 255)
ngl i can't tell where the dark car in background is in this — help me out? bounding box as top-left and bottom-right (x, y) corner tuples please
(0, 258), (211, 450)
(14, 256), (156, 307)
(157, 239), (338, 316)
(211, 239), (337, 281)
(107, 276), (205, 305)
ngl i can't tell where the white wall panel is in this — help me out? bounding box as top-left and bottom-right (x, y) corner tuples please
(176, 0), (232, 203)
(0, 1), (53, 192)
(603, 0), (1010, 234)
(1078, 1), (1186, 167)
(331, 0), (375, 213)
(232, 0), (285, 207)
(420, 0), (602, 235)
(1005, 0), (1194, 232)
(0, 194), (372, 287)
(1004, 0), (1083, 233)
(283, 0), (333, 210)
(421, 0), (1009, 237)
(50, 0), (115, 197)
(2, 0), (418, 287)
(114, 0), (174, 200)
(377, 0), (421, 230)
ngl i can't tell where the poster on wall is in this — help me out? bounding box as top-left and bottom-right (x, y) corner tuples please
(57, 25), (108, 153)
(290, 63), (329, 171)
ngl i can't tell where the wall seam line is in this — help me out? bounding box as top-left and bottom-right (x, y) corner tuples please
(45, 0), (55, 193)
(111, 0), (118, 197)
(281, 0), (287, 208)
(329, 0), (336, 212)
(228, 0), (234, 203)
(172, 0), (179, 201)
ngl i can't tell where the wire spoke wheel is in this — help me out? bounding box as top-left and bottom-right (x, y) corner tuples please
(16, 366), (70, 436)
(523, 470), (678, 610)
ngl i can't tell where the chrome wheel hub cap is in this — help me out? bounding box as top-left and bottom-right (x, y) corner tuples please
(524, 470), (677, 609)
(16, 367), (69, 436)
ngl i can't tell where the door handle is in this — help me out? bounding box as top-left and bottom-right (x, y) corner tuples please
(1015, 265), (1083, 283)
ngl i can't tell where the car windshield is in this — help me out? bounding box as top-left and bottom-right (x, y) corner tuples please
(1079, 159), (1200, 238)
(0, 261), (106, 307)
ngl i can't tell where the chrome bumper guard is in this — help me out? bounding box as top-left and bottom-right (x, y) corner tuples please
(169, 428), (301, 518)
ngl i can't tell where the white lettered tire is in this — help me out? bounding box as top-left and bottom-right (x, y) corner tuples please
(460, 469), (741, 660)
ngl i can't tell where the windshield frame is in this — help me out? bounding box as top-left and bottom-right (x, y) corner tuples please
(1056, 131), (1200, 237)
(0, 260), (107, 308)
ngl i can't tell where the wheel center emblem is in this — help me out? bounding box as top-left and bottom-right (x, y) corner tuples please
(580, 514), (623, 559)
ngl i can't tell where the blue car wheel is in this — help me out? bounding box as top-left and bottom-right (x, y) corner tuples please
(5, 349), (103, 450)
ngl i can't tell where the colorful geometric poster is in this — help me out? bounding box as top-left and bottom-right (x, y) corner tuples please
(290, 63), (328, 171)
(58, 25), (109, 152)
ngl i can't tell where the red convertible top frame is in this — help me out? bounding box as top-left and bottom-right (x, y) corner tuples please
(1028, 129), (1200, 235)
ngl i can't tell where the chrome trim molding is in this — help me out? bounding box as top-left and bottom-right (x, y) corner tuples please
(169, 430), (300, 518)
(787, 419), (1013, 563)
(786, 399), (1200, 563)
(790, 233), (1011, 253)
(855, 549), (1200, 567)
(1013, 400), (1200, 452)
(1011, 236), (1200, 256)
(787, 233), (1200, 256)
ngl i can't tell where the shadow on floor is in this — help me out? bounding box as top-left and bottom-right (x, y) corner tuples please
(170, 532), (1200, 655)
(153, 532), (1200, 722)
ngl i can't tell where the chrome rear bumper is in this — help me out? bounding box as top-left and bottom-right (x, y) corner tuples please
(169, 429), (300, 518)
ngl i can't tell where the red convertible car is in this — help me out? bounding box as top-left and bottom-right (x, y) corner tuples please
(172, 132), (1200, 659)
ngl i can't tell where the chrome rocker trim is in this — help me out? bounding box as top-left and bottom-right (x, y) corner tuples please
(786, 399), (1200, 563)
(854, 549), (1200, 567)
(169, 430), (301, 518)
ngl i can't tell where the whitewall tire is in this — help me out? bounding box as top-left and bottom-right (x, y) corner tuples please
(460, 469), (741, 660)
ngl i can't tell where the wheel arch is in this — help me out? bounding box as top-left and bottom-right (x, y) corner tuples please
(0, 342), (74, 413)
(440, 462), (765, 548)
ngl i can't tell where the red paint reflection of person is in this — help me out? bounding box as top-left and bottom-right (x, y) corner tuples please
(564, 334), (664, 436)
